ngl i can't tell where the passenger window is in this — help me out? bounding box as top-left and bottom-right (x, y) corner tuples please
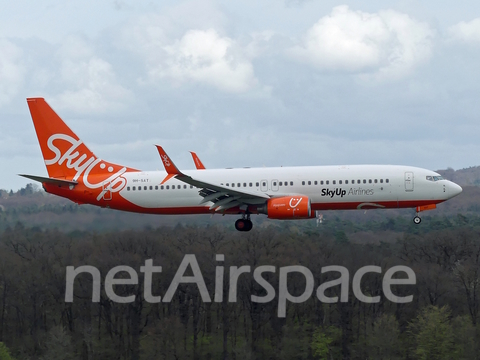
(374, 179), (377, 184)
(357, 180), (361, 184)
(321, 181), (324, 185)
(149, 186), (153, 190)
(386, 179), (389, 183)
(273, 182), (277, 186)
(155, 186), (158, 190)
(256, 182), (259, 187)
(263, 182), (266, 187)
(345, 180), (348, 184)
(333, 180), (336, 185)
(363, 180), (366, 184)
(243, 183), (246, 187)
(226, 183), (229, 187)
(190, 185), (193, 188)
(166, 185), (169, 189)
(279, 182), (282, 186)
(380, 179), (383, 183)
(161, 185), (164, 190)
(232, 183), (235, 187)
(326, 180), (329, 185)
(302, 181), (305, 185)
(249, 183), (252, 187)
(368, 180), (372, 184)
(184, 185), (187, 189)
(308, 181), (311, 185)
(290, 181), (293, 186)
(138, 187), (141, 191)
(144, 186), (147, 190)
(127, 186), (130, 191)
(339, 180), (342, 184)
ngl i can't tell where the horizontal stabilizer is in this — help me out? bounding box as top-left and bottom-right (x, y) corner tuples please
(18, 174), (78, 187)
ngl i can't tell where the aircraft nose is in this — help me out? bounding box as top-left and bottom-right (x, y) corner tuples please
(448, 182), (462, 198)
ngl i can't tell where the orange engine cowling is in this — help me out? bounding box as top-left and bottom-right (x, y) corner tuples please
(258, 196), (313, 219)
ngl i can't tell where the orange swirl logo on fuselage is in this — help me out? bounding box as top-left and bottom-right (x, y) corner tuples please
(46, 134), (127, 201)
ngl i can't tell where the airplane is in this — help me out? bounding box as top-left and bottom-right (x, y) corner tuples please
(20, 98), (463, 232)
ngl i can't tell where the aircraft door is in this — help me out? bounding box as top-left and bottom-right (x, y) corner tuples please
(405, 172), (414, 192)
(102, 181), (112, 200)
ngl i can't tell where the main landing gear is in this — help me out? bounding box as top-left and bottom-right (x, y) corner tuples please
(235, 214), (253, 232)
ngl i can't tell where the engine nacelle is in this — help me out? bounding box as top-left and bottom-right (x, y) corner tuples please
(258, 196), (313, 219)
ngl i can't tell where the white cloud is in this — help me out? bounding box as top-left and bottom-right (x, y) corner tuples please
(0, 39), (25, 107)
(118, 16), (258, 93)
(448, 18), (480, 44)
(158, 29), (257, 92)
(52, 36), (132, 114)
(289, 5), (434, 80)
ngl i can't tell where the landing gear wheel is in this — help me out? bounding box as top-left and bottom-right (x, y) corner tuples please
(235, 219), (246, 231)
(235, 218), (253, 231)
(413, 216), (421, 224)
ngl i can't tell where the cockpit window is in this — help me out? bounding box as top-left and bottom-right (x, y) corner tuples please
(427, 175), (444, 181)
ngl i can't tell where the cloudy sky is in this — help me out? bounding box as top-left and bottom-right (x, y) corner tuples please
(1, 0), (480, 190)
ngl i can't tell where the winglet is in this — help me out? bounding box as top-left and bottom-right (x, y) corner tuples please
(189, 151), (206, 170)
(156, 145), (182, 184)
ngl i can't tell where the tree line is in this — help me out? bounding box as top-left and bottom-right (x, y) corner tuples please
(0, 222), (480, 359)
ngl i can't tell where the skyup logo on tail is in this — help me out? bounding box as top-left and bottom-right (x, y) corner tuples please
(46, 133), (127, 200)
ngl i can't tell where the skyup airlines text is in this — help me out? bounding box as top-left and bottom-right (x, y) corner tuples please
(321, 188), (374, 198)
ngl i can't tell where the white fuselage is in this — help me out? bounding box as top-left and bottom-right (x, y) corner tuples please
(116, 165), (461, 213)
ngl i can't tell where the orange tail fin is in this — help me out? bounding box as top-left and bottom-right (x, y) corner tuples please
(27, 98), (138, 181)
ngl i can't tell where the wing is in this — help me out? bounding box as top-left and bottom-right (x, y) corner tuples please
(155, 146), (269, 212)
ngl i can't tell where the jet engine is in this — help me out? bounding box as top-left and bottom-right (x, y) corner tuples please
(257, 196), (313, 219)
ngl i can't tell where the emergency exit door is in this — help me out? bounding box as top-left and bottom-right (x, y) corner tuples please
(405, 172), (414, 191)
